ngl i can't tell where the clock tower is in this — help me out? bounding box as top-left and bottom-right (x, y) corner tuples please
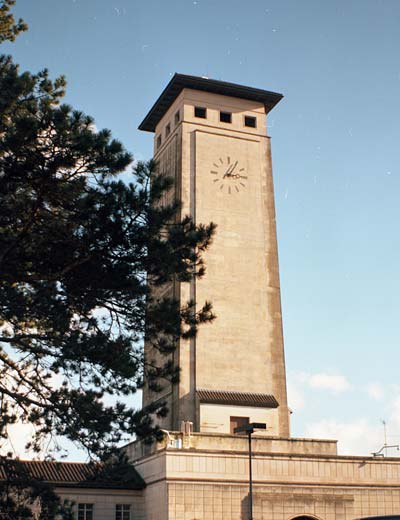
(140, 74), (290, 438)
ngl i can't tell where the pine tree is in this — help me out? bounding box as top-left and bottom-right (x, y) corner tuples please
(0, 1), (215, 459)
(0, 0), (27, 43)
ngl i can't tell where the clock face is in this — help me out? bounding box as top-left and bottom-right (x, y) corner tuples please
(210, 156), (247, 194)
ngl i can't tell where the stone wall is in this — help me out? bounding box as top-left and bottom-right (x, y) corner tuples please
(57, 487), (145, 520)
(129, 433), (400, 520)
(167, 482), (400, 520)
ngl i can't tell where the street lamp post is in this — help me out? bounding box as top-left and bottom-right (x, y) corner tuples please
(234, 422), (267, 520)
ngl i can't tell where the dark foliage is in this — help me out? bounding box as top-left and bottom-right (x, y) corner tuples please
(0, 2), (216, 459)
(0, 0), (27, 44)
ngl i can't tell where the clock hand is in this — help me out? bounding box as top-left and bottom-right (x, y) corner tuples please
(223, 164), (234, 178)
(223, 161), (239, 178)
(229, 161), (238, 175)
(231, 174), (247, 179)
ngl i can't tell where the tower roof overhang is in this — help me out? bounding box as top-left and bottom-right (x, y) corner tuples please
(138, 73), (283, 132)
(197, 389), (279, 409)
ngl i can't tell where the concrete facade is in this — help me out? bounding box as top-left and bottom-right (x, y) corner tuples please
(143, 79), (289, 437)
(127, 432), (400, 520)
(57, 487), (145, 520)
(136, 75), (400, 519)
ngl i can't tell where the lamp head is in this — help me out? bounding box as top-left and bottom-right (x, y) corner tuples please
(234, 422), (267, 435)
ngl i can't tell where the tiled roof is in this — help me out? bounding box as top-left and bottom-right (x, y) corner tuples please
(0, 459), (145, 490)
(139, 73), (283, 132)
(197, 389), (279, 409)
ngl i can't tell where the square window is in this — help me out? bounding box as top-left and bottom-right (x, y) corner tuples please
(230, 416), (249, 434)
(156, 135), (162, 149)
(165, 123), (171, 137)
(78, 503), (93, 520)
(116, 504), (131, 520)
(220, 111), (232, 123)
(194, 106), (207, 119)
(244, 115), (257, 128)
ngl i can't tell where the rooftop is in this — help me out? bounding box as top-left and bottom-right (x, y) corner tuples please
(0, 459), (145, 490)
(139, 73), (283, 132)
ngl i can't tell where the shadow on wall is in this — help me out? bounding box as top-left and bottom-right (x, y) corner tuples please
(240, 494), (249, 520)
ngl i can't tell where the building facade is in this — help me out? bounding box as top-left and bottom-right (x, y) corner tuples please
(127, 433), (400, 520)
(141, 74), (289, 438)
(127, 74), (400, 520)
(7, 75), (398, 520)
(0, 459), (146, 520)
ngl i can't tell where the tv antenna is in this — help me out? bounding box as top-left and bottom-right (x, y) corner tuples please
(371, 420), (400, 457)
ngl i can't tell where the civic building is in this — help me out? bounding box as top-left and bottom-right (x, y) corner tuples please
(124, 74), (400, 520)
(3, 74), (399, 520)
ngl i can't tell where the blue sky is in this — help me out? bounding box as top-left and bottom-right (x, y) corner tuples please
(3, 0), (400, 459)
